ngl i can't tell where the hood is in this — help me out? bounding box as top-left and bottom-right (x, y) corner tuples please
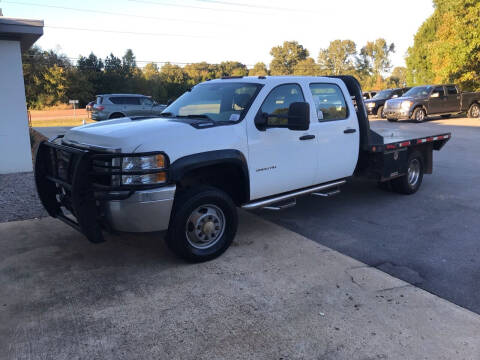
(63, 117), (189, 152)
(386, 96), (415, 103)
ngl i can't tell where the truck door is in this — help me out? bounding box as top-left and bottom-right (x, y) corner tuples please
(445, 85), (460, 113)
(428, 86), (447, 114)
(307, 82), (359, 184)
(247, 83), (318, 199)
(140, 97), (155, 115)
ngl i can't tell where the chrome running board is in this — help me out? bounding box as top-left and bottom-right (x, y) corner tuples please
(242, 180), (346, 210)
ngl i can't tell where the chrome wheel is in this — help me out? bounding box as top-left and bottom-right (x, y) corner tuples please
(471, 104), (480, 118)
(415, 109), (425, 122)
(407, 158), (421, 187)
(185, 204), (225, 249)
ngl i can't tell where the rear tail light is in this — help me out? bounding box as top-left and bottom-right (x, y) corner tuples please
(94, 105), (104, 111)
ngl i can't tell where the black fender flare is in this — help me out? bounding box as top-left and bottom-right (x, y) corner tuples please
(169, 149), (250, 201)
(412, 102), (428, 115)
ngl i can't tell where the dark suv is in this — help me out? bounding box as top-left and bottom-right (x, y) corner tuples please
(364, 87), (410, 118)
(384, 84), (480, 122)
(92, 94), (167, 121)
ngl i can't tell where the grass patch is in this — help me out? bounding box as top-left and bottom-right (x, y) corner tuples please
(31, 118), (96, 127)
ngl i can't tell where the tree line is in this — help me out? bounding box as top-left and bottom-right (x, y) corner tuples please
(22, 38), (404, 109)
(23, 0), (479, 110)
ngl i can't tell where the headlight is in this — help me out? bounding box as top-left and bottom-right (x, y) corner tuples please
(401, 101), (413, 110)
(121, 154), (167, 185)
(367, 102), (375, 108)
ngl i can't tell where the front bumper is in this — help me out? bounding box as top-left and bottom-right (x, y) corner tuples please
(34, 139), (171, 243)
(367, 106), (377, 115)
(384, 108), (412, 120)
(105, 186), (175, 232)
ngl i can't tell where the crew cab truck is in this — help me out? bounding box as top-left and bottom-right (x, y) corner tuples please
(384, 84), (480, 122)
(35, 76), (451, 262)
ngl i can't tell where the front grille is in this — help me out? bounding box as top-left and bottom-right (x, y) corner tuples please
(386, 101), (401, 110)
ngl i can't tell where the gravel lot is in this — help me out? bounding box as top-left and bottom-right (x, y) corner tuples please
(0, 172), (46, 222)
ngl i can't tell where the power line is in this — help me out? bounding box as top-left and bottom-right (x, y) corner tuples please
(44, 25), (216, 39)
(193, 0), (308, 13)
(128, 0), (268, 15)
(2, 0), (232, 26)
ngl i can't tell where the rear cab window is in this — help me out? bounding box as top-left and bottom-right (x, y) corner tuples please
(309, 83), (348, 121)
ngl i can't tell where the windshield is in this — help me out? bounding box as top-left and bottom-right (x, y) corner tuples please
(161, 82), (262, 122)
(403, 86), (432, 98)
(372, 90), (393, 100)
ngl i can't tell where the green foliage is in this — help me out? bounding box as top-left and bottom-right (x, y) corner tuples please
(317, 40), (357, 76)
(269, 41), (309, 75)
(248, 62), (268, 76)
(386, 67), (407, 88)
(406, 0), (480, 90)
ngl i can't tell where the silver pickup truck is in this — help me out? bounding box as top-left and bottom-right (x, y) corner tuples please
(384, 84), (480, 122)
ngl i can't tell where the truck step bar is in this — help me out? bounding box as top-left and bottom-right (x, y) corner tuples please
(242, 180), (346, 210)
(263, 199), (297, 211)
(312, 188), (341, 197)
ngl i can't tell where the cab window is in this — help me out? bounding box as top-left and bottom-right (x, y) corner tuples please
(432, 87), (445, 97)
(309, 83), (348, 121)
(142, 97), (153, 106)
(446, 85), (458, 95)
(260, 84), (304, 126)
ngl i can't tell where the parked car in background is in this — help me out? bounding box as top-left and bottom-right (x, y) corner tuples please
(92, 94), (167, 121)
(384, 84), (480, 122)
(86, 101), (95, 112)
(363, 91), (377, 100)
(365, 87), (411, 118)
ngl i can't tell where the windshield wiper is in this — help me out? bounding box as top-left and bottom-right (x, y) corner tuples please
(177, 114), (213, 121)
(159, 112), (175, 117)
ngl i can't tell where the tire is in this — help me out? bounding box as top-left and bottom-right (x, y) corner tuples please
(391, 151), (424, 195)
(166, 186), (238, 262)
(441, 114), (451, 119)
(377, 105), (385, 119)
(412, 107), (426, 123)
(109, 112), (124, 119)
(467, 103), (480, 118)
(387, 118), (398, 122)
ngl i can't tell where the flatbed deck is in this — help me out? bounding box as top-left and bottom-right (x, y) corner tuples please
(368, 121), (450, 151)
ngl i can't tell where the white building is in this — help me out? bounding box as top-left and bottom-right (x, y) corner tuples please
(0, 17), (43, 174)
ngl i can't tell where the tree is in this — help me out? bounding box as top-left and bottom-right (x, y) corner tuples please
(293, 58), (320, 76)
(248, 62), (268, 76)
(406, 0), (480, 90)
(358, 39), (395, 90)
(183, 62), (216, 85)
(215, 61), (248, 78)
(143, 62), (160, 81)
(160, 63), (189, 102)
(269, 41), (309, 75)
(317, 40), (357, 75)
(386, 67), (407, 88)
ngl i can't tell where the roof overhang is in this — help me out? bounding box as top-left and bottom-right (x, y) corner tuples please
(0, 17), (44, 51)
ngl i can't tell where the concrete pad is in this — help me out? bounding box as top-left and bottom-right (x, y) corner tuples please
(1, 212), (479, 359)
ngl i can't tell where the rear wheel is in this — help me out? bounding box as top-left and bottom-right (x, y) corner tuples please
(412, 107), (426, 123)
(377, 105), (385, 119)
(391, 151), (424, 194)
(166, 186), (238, 262)
(109, 112), (124, 119)
(467, 103), (480, 118)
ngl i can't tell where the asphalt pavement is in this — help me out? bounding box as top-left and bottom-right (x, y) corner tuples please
(258, 117), (480, 313)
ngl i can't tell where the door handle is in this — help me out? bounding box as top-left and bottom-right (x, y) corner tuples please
(299, 134), (315, 140)
(344, 128), (356, 134)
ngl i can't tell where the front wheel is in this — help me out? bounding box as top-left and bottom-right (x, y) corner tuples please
(377, 105), (385, 119)
(412, 107), (426, 123)
(391, 151), (424, 194)
(166, 186), (238, 262)
(467, 103), (480, 118)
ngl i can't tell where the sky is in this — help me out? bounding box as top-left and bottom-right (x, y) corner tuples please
(1, 0), (435, 71)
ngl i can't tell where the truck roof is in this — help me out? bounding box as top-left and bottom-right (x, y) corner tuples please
(207, 75), (343, 83)
(96, 94), (149, 97)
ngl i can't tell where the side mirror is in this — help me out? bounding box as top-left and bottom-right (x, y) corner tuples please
(254, 102), (310, 131)
(287, 102), (310, 131)
(430, 92), (440, 98)
(392, 94), (398, 98)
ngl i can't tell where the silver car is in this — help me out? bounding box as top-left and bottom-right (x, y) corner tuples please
(91, 94), (167, 121)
